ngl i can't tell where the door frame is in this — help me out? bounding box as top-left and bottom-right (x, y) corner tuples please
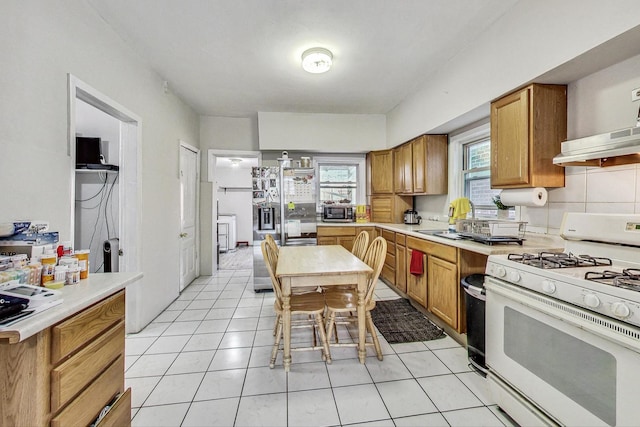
(208, 149), (261, 271)
(67, 74), (142, 273)
(179, 141), (201, 291)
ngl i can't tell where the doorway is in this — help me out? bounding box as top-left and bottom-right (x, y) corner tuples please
(68, 74), (142, 332)
(208, 150), (260, 270)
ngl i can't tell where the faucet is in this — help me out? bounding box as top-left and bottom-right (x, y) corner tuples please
(469, 200), (476, 220)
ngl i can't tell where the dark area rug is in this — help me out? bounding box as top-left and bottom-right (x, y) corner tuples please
(371, 298), (446, 343)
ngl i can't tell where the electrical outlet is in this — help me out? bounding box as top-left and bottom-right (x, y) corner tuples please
(632, 87), (640, 102)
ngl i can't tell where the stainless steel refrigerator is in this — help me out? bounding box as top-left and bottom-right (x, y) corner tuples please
(252, 166), (280, 291)
(280, 165), (317, 246)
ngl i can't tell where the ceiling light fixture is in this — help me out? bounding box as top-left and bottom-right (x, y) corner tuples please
(229, 158), (242, 167)
(301, 47), (333, 74)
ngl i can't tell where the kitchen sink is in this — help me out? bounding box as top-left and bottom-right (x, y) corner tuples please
(417, 230), (463, 240)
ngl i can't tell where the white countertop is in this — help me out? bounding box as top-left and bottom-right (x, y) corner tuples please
(0, 272), (143, 344)
(318, 220), (565, 255)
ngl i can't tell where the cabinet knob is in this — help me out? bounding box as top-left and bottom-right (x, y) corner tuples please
(180, 233), (188, 238)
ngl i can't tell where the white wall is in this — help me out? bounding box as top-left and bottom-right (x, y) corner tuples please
(526, 53), (640, 234)
(0, 1), (200, 331)
(415, 53), (640, 234)
(387, 0), (640, 147)
(258, 112), (386, 152)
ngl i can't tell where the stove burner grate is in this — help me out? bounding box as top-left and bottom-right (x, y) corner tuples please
(508, 252), (613, 269)
(585, 268), (640, 291)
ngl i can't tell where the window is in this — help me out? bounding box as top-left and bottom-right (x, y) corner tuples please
(462, 137), (507, 218)
(318, 163), (358, 204)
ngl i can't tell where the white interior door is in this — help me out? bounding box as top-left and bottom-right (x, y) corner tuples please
(180, 143), (200, 291)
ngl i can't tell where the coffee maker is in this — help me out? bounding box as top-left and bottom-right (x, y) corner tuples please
(403, 209), (422, 225)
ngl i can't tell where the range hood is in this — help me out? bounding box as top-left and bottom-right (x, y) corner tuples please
(553, 126), (640, 167)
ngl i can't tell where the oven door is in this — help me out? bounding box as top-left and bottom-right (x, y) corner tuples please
(486, 276), (640, 427)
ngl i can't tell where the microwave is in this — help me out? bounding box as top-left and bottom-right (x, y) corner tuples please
(322, 205), (354, 222)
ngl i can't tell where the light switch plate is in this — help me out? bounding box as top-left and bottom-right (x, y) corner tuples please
(632, 87), (640, 102)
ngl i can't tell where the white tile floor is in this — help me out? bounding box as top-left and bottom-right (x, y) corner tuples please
(125, 269), (517, 427)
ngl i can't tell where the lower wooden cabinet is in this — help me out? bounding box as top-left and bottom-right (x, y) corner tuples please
(317, 226), (376, 253)
(0, 290), (130, 426)
(367, 228), (490, 333)
(427, 256), (458, 329)
(406, 248), (427, 307)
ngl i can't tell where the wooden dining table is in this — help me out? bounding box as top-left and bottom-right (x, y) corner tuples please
(276, 245), (373, 371)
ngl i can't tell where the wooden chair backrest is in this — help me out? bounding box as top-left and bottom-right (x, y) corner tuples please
(265, 234), (279, 256)
(351, 230), (370, 260)
(261, 240), (282, 301)
(362, 236), (387, 304)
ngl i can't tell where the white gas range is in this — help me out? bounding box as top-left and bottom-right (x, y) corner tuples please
(484, 213), (640, 427)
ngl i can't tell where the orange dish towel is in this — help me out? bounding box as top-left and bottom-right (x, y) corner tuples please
(410, 250), (424, 276)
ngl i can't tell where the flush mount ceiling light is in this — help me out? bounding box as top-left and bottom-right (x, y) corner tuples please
(301, 47), (333, 74)
(229, 158), (243, 167)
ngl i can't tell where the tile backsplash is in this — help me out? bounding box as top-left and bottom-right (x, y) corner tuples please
(522, 164), (640, 235)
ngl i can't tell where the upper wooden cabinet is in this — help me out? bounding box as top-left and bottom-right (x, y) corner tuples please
(412, 135), (448, 194)
(392, 135), (448, 195)
(393, 143), (413, 194)
(490, 84), (567, 189)
(369, 149), (394, 194)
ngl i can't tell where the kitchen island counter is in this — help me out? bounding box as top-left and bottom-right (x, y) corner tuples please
(0, 272), (142, 344)
(0, 272), (140, 426)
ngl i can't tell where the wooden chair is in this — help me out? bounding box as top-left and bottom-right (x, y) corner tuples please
(261, 241), (331, 368)
(351, 230), (370, 260)
(324, 236), (387, 360)
(322, 230), (371, 296)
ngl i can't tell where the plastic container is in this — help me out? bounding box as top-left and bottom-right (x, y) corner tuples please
(27, 262), (42, 285)
(74, 250), (90, 279)
(66, 266), (81, 285)
(40, 252), (57, 284)
(54, 265), (68, 283)
(11, 254), (28, 269)
(45, 281), (64, 290)
(58, 256), (78, 268)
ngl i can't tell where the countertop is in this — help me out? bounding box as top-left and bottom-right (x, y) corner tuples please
(0, 271), (143, 344)
(318, 220), (565, 256)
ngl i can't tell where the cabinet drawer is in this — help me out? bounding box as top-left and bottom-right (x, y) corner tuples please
(381, 229), (395, 242)
(51, 321), (124, 412)
(96, 387), (131, 427)
(51, 355), (125, 427)
(395, 233), (406, 246)
(406, 236), (457, 263)
(51, 291), (125, 363)
(317, 236), (337, 245)
(317, 226), (356, 237)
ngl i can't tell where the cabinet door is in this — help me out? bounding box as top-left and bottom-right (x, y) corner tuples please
(393, 144), (412, 194)
(395, 243), (406, 293)
(336, 236), (355, 252)
(491, 87), (530, 187)
(427, 256), (458, 329)
(412, 137), (426, 194)
(317, 236), (337, 245)
(370, 150), (393, 194)
(406, 249), (427, 308)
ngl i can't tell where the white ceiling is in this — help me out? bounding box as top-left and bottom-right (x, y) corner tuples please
(87, 0), (519, 117)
